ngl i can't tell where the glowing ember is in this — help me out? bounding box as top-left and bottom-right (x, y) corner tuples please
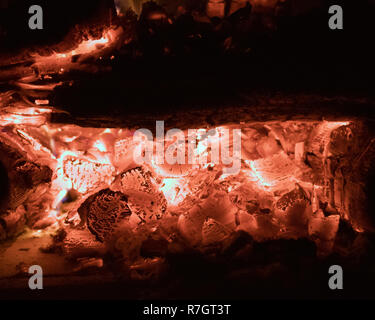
(35, 100), (50, 106)
(0, 106), (53, 126)
(60, 154), (115, 194)
(0, 112), (359, 256)
(31, 27), (123, 74)
(245, 152), (302, 190)
(93, 140), (107, 152)
(160, 178), (190, 206)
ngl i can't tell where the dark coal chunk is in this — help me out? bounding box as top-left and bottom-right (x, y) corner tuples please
(78, 188), (132, 242)
(13, 160), (52, 186)
(276, 184), (309, 211)
(0, 141), (53, 212)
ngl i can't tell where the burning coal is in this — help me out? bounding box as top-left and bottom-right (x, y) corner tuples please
(0, 1), (374, 293)
(133, 121), (242, 175)
(0, 112), (370, 265)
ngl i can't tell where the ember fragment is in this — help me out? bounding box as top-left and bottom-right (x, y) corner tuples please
(129, 257), (166, 281)
(115, 166), (154, 193)
(295, 142), (305, 162)
(202, 218), (232, 246)
(0, 139), (52, 211)
(238, 211), (280, 241)
(113, 167), (167, 222)
(63, 227), (106, 257)
(276, 184), (309, 211)
(248, 151), (302, 191)
(328, 122), (375, 232)
(1, 206), (26, 239)
(178, 205), (206, 246)
(62, 156), (114, 194)
(78, 188), (132, 242)
(306, 122), (346, 184)
(308, 210), (340, 255)
(73, 257), (104, 272)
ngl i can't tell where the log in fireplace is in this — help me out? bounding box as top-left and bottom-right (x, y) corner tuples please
(0, 0), (374, 299)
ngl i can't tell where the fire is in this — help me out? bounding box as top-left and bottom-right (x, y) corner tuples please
(245, 151), (302, 191)
(247, 161), (274, 188)
(35, 100), (50, 106)
(0, 107), (356, 256)
(93, 140), (107, 153)
(31, 27), (123, 75)
(55, 35), (109, 59)
(160, 178), (190, 206)
(0, 106), (53, 126)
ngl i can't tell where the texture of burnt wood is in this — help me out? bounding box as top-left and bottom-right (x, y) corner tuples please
(275, 184), (309, 211)
(62, 227), (106, 257)
(328, 122), (375, 232)
(50, 89), (375, 130)
(0, 0), (373, 125)
(46, 14), (374, 128)
(0, 140), (52, 213)
(112, 167), (167, 222)
(0, 206), (26, 239)
(0, 0), (116, 54)
(78, 188), (132, 242)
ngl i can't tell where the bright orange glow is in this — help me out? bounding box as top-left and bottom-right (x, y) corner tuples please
(35, 100), (50, 106)
(0, 9), (358, 255)
(0, 106), (53, 126)
(0, 111), (353, 252)
(31, 27), (123, 74)
(160, 178), (190, 206)
(93, 140), (107, 152)
(247, 161), (274, 188)
(0, 113), (47, 126)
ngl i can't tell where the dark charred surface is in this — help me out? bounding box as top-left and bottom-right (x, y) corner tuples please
(1, 235), (375, 300)
(78, 188), (132, 242)
(0, 0), (374, 129)
(0, 0), (116, 54)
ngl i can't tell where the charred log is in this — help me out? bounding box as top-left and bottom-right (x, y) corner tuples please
(0, 0), (116, 55)
(328, 121), (375, 232)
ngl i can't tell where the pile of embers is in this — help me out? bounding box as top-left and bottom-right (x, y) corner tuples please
(1, 118), (375, 292)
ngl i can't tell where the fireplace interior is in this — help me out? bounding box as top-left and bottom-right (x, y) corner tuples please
(0, 0), (374, 300)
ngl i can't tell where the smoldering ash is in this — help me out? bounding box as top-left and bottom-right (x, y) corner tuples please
(133, 121), (242, 175)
